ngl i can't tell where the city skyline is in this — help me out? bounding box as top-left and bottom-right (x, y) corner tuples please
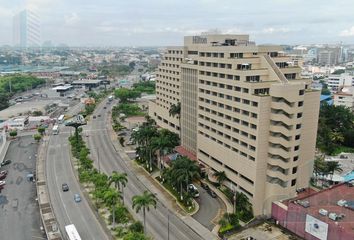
(0, 0), (354, 47)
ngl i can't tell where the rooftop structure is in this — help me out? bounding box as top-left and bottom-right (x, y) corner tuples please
(272, 182), (354, 240)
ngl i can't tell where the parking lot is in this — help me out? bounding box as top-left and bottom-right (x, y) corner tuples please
(0, 136), (44, 240)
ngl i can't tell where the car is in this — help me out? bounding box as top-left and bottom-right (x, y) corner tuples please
(74, 193), (81, 202)
(126, 140), (134, 145)
(0, 170), (8, 176)
(201, 182), (210, 191)
(188, 184), (200, 198)
(103, 106), (107, 109)
(118, 131), (127, 136)
(1, 159), (11, 166)
(93, 115), (96, 119)
(97, 114), (101, 117)
(209, 190), (217, 198)
(0, 171), (8, 180)
(62, 183), (69, 192)
(0, 180), (5, 187)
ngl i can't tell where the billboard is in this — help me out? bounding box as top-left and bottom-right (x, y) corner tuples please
(305, 214), (328, 240)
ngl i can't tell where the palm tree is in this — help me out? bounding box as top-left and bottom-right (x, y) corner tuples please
(171, 156), (200, 200)
(169, 102), (181, 135)
(213, 171), (227, 186)
(326, 161), (343, 182)
(103, 189), (122, 228)
(109, 171), (128, 204)
(314, 156), (327, 184)
(132, 191), (157, 233)
(152, 129), (180, 172)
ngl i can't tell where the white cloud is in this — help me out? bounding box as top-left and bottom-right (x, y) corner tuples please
(339, 26), (354, 36)
(261, 27), (291, 34)
(64, 12), (80, 25)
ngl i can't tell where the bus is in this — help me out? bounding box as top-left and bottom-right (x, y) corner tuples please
(65, 224), (81, 240)
(52, 125), (59, 135)
(58, 115), (65, 124)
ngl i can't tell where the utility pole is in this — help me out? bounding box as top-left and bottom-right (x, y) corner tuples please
(97, 147), (101, 173)
(233, 191), (237, 214)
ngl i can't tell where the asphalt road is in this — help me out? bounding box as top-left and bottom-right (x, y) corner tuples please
(85, 99), (206, 240)
(46, 116), (108, 239)
(0, 136), (44, 240)
(193, 183), (224, 230)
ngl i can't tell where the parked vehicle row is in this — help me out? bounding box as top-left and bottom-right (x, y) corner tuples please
(201, 182), (217, 198)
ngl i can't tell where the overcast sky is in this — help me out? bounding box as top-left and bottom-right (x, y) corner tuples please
(1, 0), (354, 46)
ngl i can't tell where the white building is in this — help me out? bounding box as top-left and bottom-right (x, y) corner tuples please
(333, 86), (354, 110)
(13, 9), (41, 48)
(327, 73), (354, 91)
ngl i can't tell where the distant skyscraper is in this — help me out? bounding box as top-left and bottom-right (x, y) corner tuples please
(13, 10), (41, 48)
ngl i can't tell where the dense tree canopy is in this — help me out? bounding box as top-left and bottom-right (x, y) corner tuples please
(0, 74), (45, 111)
(114, 88), (141, 103)
(317, 104), (354, 154)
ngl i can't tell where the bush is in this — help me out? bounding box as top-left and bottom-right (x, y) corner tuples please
(128, 221), (144, 233)
(9, 130), (17, 138)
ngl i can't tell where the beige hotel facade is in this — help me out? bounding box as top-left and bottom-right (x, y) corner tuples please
(149, 34), (320, 216)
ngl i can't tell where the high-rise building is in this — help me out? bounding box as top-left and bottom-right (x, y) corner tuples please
(149, 34), (321, 216)
(13, 9), (41, 48)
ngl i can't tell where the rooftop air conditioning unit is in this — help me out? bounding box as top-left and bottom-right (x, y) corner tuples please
(319, 209), (328, 216)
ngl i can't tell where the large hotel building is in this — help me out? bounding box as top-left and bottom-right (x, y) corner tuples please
(149, 34), (320, 216)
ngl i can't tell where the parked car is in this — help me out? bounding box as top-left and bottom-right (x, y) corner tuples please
(97, 114), (101, 117)
(201, 182), (210, 191)
(0, 172), (7, 180)
(209, 190), (217, 198)
(0, 180), (6, 187)
(0, 170), (8, 176)
(1, 159), (11, 166)
(62, 183), (69, 192)
(74, 193), (81, 202)
(103, 106), (107, 109)
(188, 184), (200, 198)
(93, 115), (96, 119)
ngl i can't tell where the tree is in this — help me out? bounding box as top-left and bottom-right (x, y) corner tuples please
(33, 134), (42, 142)
(128, 221), (144, 233)
(114, 88), (141, 103)
(314, 156), (327, 184)
(109, 171), (128, 204)
(326, 161), (343, 181)
(169, 102), (181, 135)
(103, 189), (122, 228)
(213, 171), (227, 186)
(9, 130), (17, 138)
(37, 126), (46, 135)
(132, 191), (157, 233)
(170, 156), (200, 200)
(152, 129), (180, 172)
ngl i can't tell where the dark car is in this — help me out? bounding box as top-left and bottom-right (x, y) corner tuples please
(103, 106), (107, 109)
(62, 183), (69, 192)
(1, 159), (11, 166)
(93, 115), (96, 119)
(209, 190), (217, 198)
(97, 114), (101, 117)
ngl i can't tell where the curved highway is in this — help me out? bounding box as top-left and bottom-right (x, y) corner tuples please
(85, 99), (207, 240)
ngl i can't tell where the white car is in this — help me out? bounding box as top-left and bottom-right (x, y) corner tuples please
(188, 184), (200, 198)
(0, 181), (6, 186)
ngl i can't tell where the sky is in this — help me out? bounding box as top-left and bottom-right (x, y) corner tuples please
(1, 0), (354, 46)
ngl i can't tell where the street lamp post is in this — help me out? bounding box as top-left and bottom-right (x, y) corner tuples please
(97, 147), (101, 173)
(167, 211), (170, 240)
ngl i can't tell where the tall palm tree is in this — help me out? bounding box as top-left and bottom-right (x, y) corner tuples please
(326, 161), (343, 181)
(109, 171), (128, 204)
(132, 191), (157, 233)
(171, 156), (200, 200)
(169, 102), (181, 135)
(103, 189), (122, 228)
(213, 171), (227, 186)
(314, 156), (327, 184)
(152, 129), (180, 172)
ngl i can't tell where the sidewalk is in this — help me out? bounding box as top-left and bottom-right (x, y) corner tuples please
(106, 114), (219, 240)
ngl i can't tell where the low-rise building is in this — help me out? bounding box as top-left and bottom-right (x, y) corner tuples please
(333, 86), (354, 110)
(272, 182), (354, 240)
